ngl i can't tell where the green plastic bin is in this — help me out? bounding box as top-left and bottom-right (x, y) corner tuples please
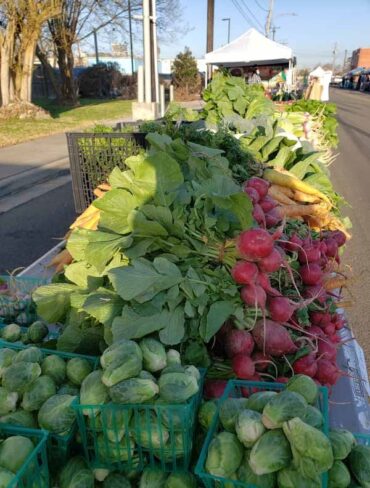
(195, 379), (329, 488)
(0, 425), (49, 488)
(0, 275), (47, 326)
(0, 340), (99, 464)
(74, 368), (206, 472)
(0, 323), (60, 347)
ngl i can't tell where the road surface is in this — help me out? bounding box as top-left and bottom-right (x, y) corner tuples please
(330, 88), (370, 369)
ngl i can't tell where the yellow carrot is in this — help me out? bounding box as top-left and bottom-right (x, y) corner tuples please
(268, 186), (296, 205)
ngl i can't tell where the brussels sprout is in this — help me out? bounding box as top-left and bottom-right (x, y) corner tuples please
(109, 378), (159, 404)
(80, 371), (109, 416)
(93, 468), (110, 483)
(1, 323), (21, 342)
(205, 431), (243, 478)
(0, 349), (16, 376)
(165, 472), (197, 488)
(139, 338), (167, 372)
(153, 432), (185, 462)
(38, 394), (76, 434)
(183, 340), (211, 368)
(139, 468), (168, 488)
(27, 321), (48, 343)
(277, 465), (321, 488)
(41, 355), (66, 384)
(348, 444), (370, 487)
(133, 412), (169, 449)
(328, 460), (351, 488)
(14, 346), (43, 364)
(2, 361), (41, 394)
(159, 372), (198, 403)
(329, 429), (356, 460)
(238, 451), (276, 488)
(0, 387), (17, 416)
(100, 339), (143, 387)
(219, 398), (249, 432)
(0, 409), (37, 428)
(103, 473), (131, 488)
(286, 375), (319, 405)
(0, 468), (15, 487)
(161, 364), (184, 375)
(247, 391), (278, 413)
(22, 375), (56, 412)
(249, 429), (292, 475)
(101, 408), (132, 442)
(59, 456), (90, 488)
(235, 409), (266, 448)
(283, 417), (333, 479)
(58, 382), (80, 396)
(96, 434), (135, 464)
(66, 357), (92, 386)
(262, 391), (307, 429)
(166, 349), (181, 366)
(304, 405), (324, 429)
(139, 370), (156, 381)
(0, 435), (34, 473)
(198, 401), (217, 430)
(184, 365), (201, 382)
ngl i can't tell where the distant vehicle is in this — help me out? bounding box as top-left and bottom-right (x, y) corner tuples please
(331, 75), (343, 85)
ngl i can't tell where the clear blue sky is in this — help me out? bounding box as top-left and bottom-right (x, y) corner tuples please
(159, 0), (370, 68)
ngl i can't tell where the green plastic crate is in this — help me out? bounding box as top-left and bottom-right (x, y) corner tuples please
(354, 433), (370, 446)
(0, 425), (49, 488)
(74, 368), (206, 472)
(0, 275), (47, 326)
(0, 323), (60, 347)
(195, 379), (329, 488)
(0, 340), (99, 464)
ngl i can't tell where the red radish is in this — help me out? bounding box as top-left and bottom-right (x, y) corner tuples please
(318, 340), (337, 361)
(319, 241), (328, 255)
(253, 204), (266, 226)
(293, 353), (318, 378)
(325, 238), (338, 258)
(299, 263), (323, 285)
(256, 272), (280, 297)
(258, 248), (283, 273)
(334, 316), (345, 330)
(306, 325), (325, 338)
(268, 296), (295, 322)
(232, 354), (256, 379)
(284, 233), (303, 252)
(330, 334), (341, 344)
(298, 246), (321, 264)
(231, 261), (259, 285)
(252, 319), (298, 356)
(303, 285), (327, 305)
(310, 311), (331, 327)
(265, 208), (282, 228)
(323, 323), (336, 336)
(244, 186), (260, 204)
(204, 380), (227, 399)
(275, 377), (289, 384)
(237, 228), (274, 260)
(331, 230), (346, 247)
(225, 329), (254, 358)
(259, 196), (277, 213)
(252, 351), (272, 372)
(240, 284), (267, 309)
(315, 359), (340, 386)
(246, 177), (270, 199)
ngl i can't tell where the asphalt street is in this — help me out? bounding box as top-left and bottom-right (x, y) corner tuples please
(330, 88), (370, 368)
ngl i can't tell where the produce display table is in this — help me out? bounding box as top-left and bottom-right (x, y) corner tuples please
(18, 242), (370, 435)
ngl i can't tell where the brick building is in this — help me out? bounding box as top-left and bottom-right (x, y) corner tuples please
(351, 48), (370, 69)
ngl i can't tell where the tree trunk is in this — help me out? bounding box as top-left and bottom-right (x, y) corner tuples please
(36, 45), (62, 101)
(0, 19), (16, 107)
(56, 44), (78, 106)
(20, 40), (37, 102)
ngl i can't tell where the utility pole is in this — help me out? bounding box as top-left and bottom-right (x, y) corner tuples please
(342, 49), (348, 73)
(272, 25), (280, 41)
(128, 0), (134, 74)
(93, 29), (99, 64)
(222, 17), (231, 44)
(332, 42), (338, 74)
(143, 0), (152, 103)
(206, 0), (214, 81)
(265, 0), (274, 38)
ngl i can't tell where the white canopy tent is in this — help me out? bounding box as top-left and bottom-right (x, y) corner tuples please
(205, 28), (293, 67)
(309, 66), (332, 102)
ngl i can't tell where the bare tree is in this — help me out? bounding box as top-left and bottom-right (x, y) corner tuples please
(0, 0), (61, 107)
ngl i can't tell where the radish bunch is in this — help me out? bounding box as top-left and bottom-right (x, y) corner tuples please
(243, 177), (282, 229)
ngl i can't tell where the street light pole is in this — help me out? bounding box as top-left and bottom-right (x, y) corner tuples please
(222, 17), (231, 44)
(93, 29), (99, 64)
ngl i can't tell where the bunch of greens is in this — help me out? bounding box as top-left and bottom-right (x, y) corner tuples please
(33, 133), (253, 356)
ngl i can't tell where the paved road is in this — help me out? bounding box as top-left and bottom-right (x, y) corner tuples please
(330, 88), (370, 368)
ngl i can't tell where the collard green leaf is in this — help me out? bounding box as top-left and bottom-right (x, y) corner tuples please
(201, 300), (235, 342)
(84, 231), (132, 273)
(159, 306), (185, 345)
(82, 289), (123, 326)
(64, 261), (103, 290)
(128, 210), (168, 237)
(66, 229), (90, 261)
(140, 205), (173, 229)
(93, 189), (138, 234)
(33, 284), (78, 323)
(112, 306), (168, 341)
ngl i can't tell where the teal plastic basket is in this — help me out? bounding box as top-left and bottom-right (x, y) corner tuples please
(0, 323), (60, 348)
(354, 433), (370, 446)
(195, 379), (329, 488)
(0, 425), (49, 488)
(74, 368), (206, 472)
(0, 340), (99, 464)
(0, 275), (47, 326)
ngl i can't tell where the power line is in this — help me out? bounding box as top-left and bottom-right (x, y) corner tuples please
(240, 0), (264, 30)
(254, 0), (268, 12)
(231, 0), (259, 30)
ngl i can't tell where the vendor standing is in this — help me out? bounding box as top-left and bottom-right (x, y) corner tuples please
(304, 76), (323, 101)
(248, 66), (262, 84)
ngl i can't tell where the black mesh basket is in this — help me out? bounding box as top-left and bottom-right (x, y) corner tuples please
(66, 132), (147, 213)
